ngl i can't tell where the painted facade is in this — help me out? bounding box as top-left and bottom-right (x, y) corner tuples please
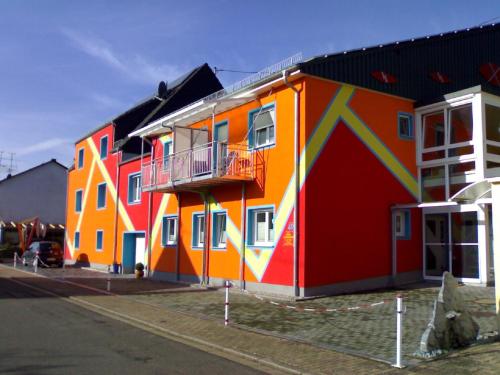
(66, 24), (500, 297)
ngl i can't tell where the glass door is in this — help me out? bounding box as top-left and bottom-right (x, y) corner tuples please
(424, 210), (480, 280)
(425, 213), (449, 277)
(214, 122), (228, 175)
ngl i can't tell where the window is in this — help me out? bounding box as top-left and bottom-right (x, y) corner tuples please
(247, 207), (274, 246)
(163, 141), (172, 168)
(97, 183), (106, 209)
(78, 148), (84, 169)
(100, 136), (108, 160)
(394, 210), (411, 239)
(419, 103), (476, 201)
(128, 173), (141, 204)
(192, 214), (205, 248)
(75, 190), (83, 212)
(250, 106), (275, 148)
(74, 231), (80, 249)
(398, 113), (414, 139)
(162, 216), (177, 246)
(212, 212), (227, 249)
(96, 230), (103, 251)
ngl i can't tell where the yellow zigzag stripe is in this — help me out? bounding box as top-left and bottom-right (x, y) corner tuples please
(87, 138), (135, 232)
(151, 194), (171, 246)
(207, 197), (272, 281)
(300, 85), (354, 185)
(341, 107), (419, 198)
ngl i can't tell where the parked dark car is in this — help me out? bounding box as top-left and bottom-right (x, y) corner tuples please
(22, 241), (63, 268)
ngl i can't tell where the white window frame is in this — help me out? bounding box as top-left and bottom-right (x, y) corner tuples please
(483, 93), (500, 177)
(422, 204), (485, 284)
(128, 173), (141, 204)
(163, 216), (177, 246)
(416, 90), (483, 202)
(395, 211), (405, 237)
(253, 208), (274, 246)
(193, 214), (205, 248)
(212, 211), (227, 249)
(253, 106), (276, 148)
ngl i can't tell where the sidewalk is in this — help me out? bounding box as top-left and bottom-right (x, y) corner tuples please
(1, 263), (499, 374)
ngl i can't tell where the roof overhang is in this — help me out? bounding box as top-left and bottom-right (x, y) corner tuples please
(129, 69), (303, 139)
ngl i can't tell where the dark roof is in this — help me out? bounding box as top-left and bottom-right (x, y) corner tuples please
(0, 159), (67, 185)
(299, 23), (500, 105)
(76, 63), (223, 145)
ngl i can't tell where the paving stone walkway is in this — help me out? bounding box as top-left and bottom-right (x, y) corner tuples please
(2, 261), (499, 373)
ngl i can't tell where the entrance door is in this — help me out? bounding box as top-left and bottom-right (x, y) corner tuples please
(424, 211), (480, 280)
(425, 213), (449, 277)
(135, 235), (146, 269)
(122, 232), (146, 274)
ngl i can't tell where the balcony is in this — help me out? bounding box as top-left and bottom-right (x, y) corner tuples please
(142, 141), (255, 193)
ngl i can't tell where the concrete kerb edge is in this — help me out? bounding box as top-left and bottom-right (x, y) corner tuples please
(0, 263), (401, 368)
(0, 264), (304, 374)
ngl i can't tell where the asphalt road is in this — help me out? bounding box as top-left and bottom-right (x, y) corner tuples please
(0, 277), (264, 375)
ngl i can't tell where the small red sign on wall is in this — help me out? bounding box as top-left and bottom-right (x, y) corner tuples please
(429, 71), (451, 84)
(371, 70), (397, 84)
(480, 63), (500, 87)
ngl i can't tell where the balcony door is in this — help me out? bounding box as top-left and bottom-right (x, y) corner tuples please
(214, 122), (228, 175)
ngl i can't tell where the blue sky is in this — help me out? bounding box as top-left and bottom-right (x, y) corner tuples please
(0, 0), (498, 177)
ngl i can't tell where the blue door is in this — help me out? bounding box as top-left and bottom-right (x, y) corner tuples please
(122, 233), (136, 273)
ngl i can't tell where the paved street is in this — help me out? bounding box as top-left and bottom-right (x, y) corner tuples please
(11, 261), (497, 364)
(0, 276), (264, 375)
(1, 263), (499, 374)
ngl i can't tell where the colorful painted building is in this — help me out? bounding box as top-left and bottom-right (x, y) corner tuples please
(65, 64), (223, 271)
(66, 24), (500, 297)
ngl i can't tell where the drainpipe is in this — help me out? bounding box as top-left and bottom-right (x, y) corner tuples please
(63, 165), (69, 265)
(112, 148), (122, 271)
(201, 192), (209, 285)
(283, 70), (301, 297)
(144, 137), (154, 278)
(391, 207), (397, 286)
(175, 192), (181, 281)
(239, 182), (246, 289)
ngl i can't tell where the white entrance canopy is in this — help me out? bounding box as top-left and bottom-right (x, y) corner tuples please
(448, 178), (500, 204)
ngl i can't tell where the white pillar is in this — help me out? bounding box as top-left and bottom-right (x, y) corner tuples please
(490, 182), (500, 329)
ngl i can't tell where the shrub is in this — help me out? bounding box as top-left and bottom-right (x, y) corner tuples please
(135, 262), (144, 271)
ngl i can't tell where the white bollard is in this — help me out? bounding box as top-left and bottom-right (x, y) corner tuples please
(33, 256), (38, 273)
(107, 277), (111, 292)
(13, 253), (17, 268)
(224, 280), (230, 326)
(393, 294), (405, 368)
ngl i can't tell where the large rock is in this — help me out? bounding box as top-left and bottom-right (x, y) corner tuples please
(419, 272), (479, 356)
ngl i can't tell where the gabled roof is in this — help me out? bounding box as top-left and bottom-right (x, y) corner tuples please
(299, 23), (500, 105)
(75, 63), (222, 145)
(0, 159), (67, 185)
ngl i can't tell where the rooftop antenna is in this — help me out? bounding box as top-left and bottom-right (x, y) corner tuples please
(0, 151), (17, 176)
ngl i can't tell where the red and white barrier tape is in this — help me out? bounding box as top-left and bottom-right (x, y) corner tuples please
(242, 289), (392, 313)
